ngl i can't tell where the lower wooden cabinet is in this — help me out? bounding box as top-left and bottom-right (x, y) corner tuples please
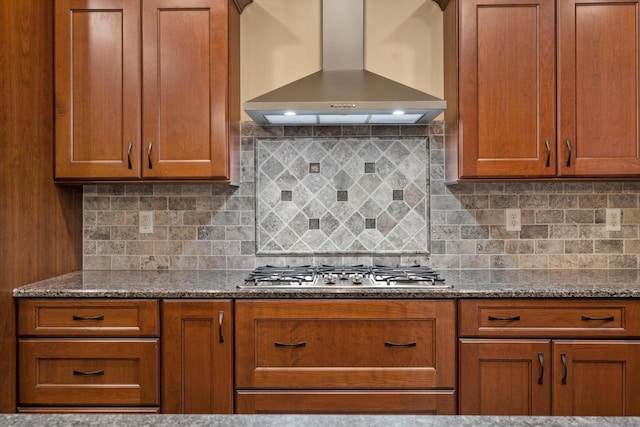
(236, 390), (456, 414)
(17, 298), (160, 413)
(458, 339), (551, 415)
(460, 339), (640, 416)
(458, 299), (640, 416)
(161, 300), (233, 414)
(553, 340), (640, 416)
(235, 299), (456, 414)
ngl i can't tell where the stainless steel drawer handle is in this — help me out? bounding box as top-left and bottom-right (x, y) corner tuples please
(72, 315), (104, 321)
(565, 139), (572, 167)
(274, 341), (306, 348)
(384, 341), (417, 347)
(73, 370), (105, 376)
(561, 353), (567, 385)
(487, 315), (521, 321)
(581, 315), (614, 321)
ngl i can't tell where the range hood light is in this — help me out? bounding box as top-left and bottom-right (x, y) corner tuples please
(393, 110), (405, 115)
(284, 111), (297, 116)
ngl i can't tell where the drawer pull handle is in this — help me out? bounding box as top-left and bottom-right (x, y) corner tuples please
(72, 315), (104, 321)
(73, 370), (105, 376)
(565, 139), (572, 167)
(147, 141), (153, 169)
(385, 341), (417, 347)
(274, 341), (306, 348)
(218, 311), (224, 343)
(581, 315), (614, 321)
(561, 353), (567, 385)
(488, 315), (521, 321)
(538, 352), (544, 385)
(544, 139), (551, 167)
(127, 141), (133, 169)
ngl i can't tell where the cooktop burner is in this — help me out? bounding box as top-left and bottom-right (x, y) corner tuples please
(239, 265), (451, 289)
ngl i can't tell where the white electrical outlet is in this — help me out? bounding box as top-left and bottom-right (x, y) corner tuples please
(505, 208), (521, 232)
(606, 208), (622, 232)
(139, 211), (154, 234)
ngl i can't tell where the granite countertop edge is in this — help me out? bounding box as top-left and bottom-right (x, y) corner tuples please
(12, 269), (640, 299)
(2, 414), (640, 427)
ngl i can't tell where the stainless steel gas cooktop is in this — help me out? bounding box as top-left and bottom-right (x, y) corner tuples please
(239, 265), (452, 289)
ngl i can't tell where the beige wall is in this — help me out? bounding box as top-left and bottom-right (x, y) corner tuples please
(240, 0), (444, 121)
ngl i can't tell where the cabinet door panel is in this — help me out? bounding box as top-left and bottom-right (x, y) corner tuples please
(459, 0), (555, 178)
(55, 0), (140, 179)
(161, 300), (233, 414)
(142, 0), (229, 179)
(558, 0), (640, 176)
(459, 339), (551, 415)
(553, 340), (640, 416)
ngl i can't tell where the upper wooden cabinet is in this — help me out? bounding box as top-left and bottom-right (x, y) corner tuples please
(54, 0), (240, 184)
(557, 0), (640, 177)
(444, 0), (640, 181)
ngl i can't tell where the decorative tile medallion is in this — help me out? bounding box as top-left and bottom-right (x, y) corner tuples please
(256, 137), (429, 254)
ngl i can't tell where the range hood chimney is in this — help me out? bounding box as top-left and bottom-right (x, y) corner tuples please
(243, 0), (446, 125)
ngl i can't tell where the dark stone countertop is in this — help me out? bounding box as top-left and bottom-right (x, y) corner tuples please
(12, 269), (640, 299)
(1, 415), (640, 427)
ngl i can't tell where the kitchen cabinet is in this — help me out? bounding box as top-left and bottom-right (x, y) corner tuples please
(17, 299), (160, 412)
(161, 300), (233, 414)
(458, 299), (640, 416)
(444, 0), (640, 181)
(54, 0), (240, 183)
(235, 299), (456, 414)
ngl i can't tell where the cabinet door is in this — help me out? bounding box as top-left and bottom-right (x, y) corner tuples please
(54, 0), (141, 179)
(558, 0), (640, 176)
(553, 340), (640, 416)
(458, 339), (551, 415)
(142, 0), (231, 180)
(161, 300), (233, 414)
(458, 0), (556, 178)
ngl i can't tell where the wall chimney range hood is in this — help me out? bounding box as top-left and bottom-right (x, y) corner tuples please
(243, 0), (446, 126)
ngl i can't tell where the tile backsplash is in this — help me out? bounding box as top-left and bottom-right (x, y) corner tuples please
(255, 136), (429, 254)
(83, 122), (640, 270)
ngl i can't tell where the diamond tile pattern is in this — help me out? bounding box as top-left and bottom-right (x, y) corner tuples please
(256, 138), (428, 254)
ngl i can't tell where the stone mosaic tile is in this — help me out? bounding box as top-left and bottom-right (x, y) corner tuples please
(255, 137), (429, 254)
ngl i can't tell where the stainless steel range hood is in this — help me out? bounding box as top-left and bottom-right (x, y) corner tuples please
(243, 0), (446, 126)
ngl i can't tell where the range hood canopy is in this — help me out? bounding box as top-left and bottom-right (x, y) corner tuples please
(244, 0), (446, 126)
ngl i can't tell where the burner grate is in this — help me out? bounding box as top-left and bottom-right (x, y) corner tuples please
(240, 265), (452, 289)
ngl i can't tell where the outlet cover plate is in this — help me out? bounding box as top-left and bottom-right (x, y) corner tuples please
(506, 208), (521, 232)
(139, 211), (154, 234)
(606, 208), (621, 232)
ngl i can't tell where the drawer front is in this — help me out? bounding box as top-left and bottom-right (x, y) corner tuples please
(459, 299), (640, 337)
(235, 390), (456, 415)
(235, 300), (456, 389)
(18, 299), (159, 336)
(17, 407), (160, 414)
(19, 338), (159, 406)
